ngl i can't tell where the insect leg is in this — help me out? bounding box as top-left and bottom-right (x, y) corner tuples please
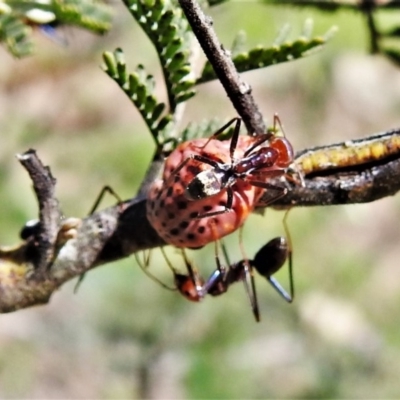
(238, 227), (260, 322)
(195, 187), (234, 219)
(198, 118), (241, 152)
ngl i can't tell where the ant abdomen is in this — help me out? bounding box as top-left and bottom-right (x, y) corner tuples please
(253, 237), (289, 278)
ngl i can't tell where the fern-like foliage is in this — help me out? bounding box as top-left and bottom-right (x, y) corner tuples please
(0, 12), (32, 56)
(198, 19), (337, 84)
(0, 0), (112, 57)
(180, 118), (227, 142)
(381, 25), (400, 67)
(103, 2), (336, 155)
(102, 48), (173, 150)
(121, 0), (196, 111)
(267, 0), (400, 67)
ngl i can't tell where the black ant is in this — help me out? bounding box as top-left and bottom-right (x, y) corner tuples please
(137, 218), (294, 322)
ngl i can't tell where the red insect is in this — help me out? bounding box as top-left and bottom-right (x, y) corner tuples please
(146, 117), (294, 248)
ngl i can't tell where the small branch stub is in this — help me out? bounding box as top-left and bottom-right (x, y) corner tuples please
(16, 149), (62, 273)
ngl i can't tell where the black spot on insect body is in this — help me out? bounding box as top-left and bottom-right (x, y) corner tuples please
(187, 233), (196, 241)
(203, 205), (212, 212)
(166, 186), (173, 197)
(197, 226), (205, 234)
(218, 201), (226, 207)
(170, 228), (179, 236)
(168, 213), (175, 219)
(180, 221), (189, 229)
(177, 201), (187, 210)
(189, 211), (198, 218)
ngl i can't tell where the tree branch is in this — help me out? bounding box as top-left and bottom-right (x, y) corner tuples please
(1, 128), (400, 313)
(178, 0), (267, 135)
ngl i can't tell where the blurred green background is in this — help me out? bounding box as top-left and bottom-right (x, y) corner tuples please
(1, 2), (400, 398)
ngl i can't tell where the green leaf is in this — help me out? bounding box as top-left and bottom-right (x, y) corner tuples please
(151, 102), (166, 121)
(383, 48), (400, 66)
(207, 0), (230, 5)
(382, 26), (400, 38)
(156, 114), (173, 132)
(102, 48), (173, 148)
(198, 21), (337, 84)
(0, 14), (32, 57)
(172, 79), (196, 95)
(102, 51), (118, 77)
(121, 0), (196, 111)
(175, 90), (196, 104)
(231, 30), (247, 57)
(1, 0), (112, 56)
(157, 9), (174, 32)
(167, 51), (186, 72)
(128, 73), (139, 98)
(171, 66), (192, 82)
(163, 37), (184, 60)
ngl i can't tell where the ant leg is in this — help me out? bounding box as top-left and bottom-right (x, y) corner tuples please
(228, 118), (241, 161)
(180, 248), (202, 289)
(203, 235), (230, 296)
(197, 118), (241, 152)
(177, 248), (206, 301)
(239, 227), (260, 322)
(134, 249), (177, 291)
(243, 133), (274, 157)
(253, 238), (292, 302)
(272, 113), (285, 136)
(163, 154), (222, 190)
(253, 210), (293, 303)
(283, 209), (294, 301)
(248, 180), (288, 205)
(243, 113), (286, 157)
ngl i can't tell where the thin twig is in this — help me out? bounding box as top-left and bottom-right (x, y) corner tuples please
(16, 150), (62, 273)
(178, 0), (266, 135)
